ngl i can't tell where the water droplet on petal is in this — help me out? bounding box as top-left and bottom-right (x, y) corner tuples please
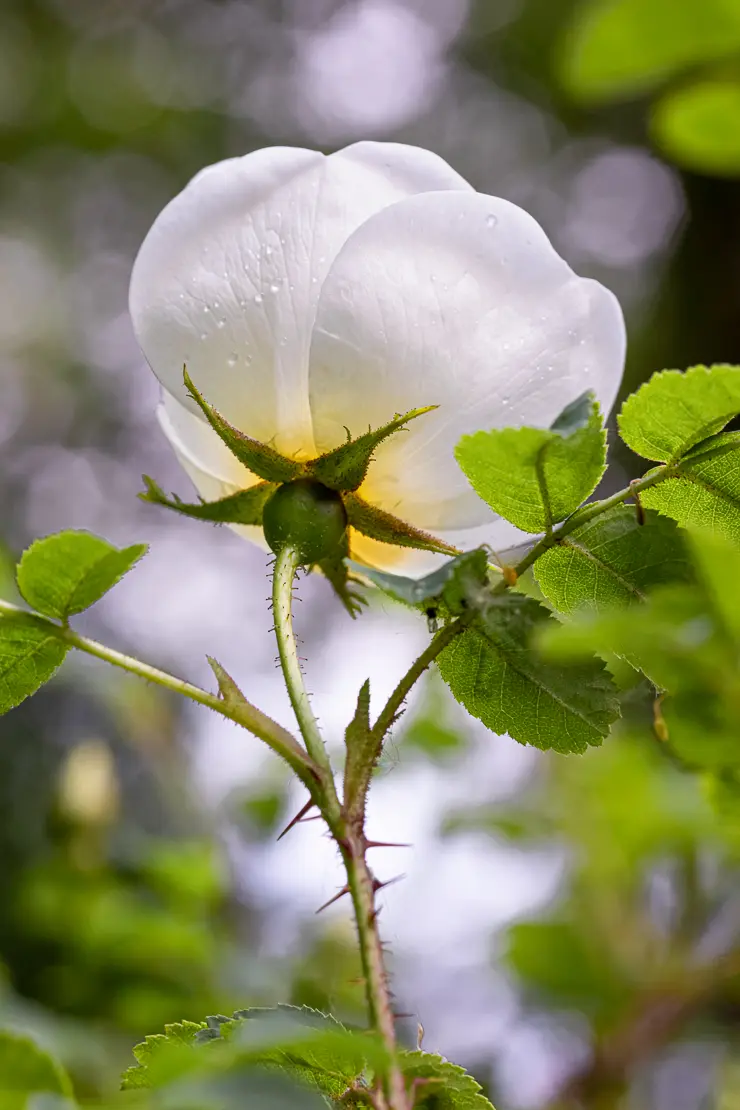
(254, 293), (263, 304)
(270, 282), (280, 293)
(199, 332), (207, 340)
(227, 352), (238, 367)
(203, 305), (210, 314)
(486, 214), (498, 229)
(217, 318), (226, 328)
(264, 245), (273, 258)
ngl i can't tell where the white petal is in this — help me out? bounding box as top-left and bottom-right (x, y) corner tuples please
(309, 189), (626, 532)
(130, 142), (472, 460)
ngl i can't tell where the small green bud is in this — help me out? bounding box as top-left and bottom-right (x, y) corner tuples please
(263, 479), (348, 564)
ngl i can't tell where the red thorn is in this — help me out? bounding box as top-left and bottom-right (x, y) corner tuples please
(316, 884), (351, 914)
(364, 840), (411, 850)
(373, 873), (405, 893)
(277, 798), (316, 841)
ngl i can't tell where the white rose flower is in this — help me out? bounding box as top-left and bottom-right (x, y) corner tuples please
(129, 141), (625, 572)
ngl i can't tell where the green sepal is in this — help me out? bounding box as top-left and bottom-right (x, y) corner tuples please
(343, 679), (375, 823)
(350, 548), (490, 618)
(139, 474), (277, 525)
(345, 492), (458, 555)
(306, 406), (437, 492)
(315, 531), (367, 618)
(184, 368), (303, 483)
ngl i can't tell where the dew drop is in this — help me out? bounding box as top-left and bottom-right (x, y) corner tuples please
(203, 304), (210, 314)
(269, 282), (280, 293)
(264, 245), (273, 257)
(227, 352), (238, 367)
(178, 292), (186, 301)
(254, 292), (263, 304)
(199, 332), (207, 340)
(217, 318), (226, 329)
(486, 213), (498, 229)
(311, 276), (318, 285)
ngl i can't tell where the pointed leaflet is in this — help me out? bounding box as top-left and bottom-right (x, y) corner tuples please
(343, 679), (376, 822)
(140, 475), (277, 525)
(534, 506), (694, 614)
(0, 614), (68, 715)
(345, 492), (458, 555)
(618, 364), (740, 463)
(350, 549), (490, 616)
(121, 1019), (206, 1089)
(400, 1051), (495, 1110)
(16, 530), (147, 621)
(306, 406), (437, 492)
(640, 431), (740, 543)
(0, 1030), (74, 1102)
(438, 593), (619, 753)
(456, 392), (606, 533)
(184, 368), (303, 483)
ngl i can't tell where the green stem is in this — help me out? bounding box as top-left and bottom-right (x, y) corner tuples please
(271, 545), (339, 810)
(493, 463), (674, 592)
(0, 598), (317, 790)
(270, 552), (408, 1110)
(371, 617), (468, 743)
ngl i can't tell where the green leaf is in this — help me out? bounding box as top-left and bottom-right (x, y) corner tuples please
(438, 595), (619, 753)
(456, 392), (606, 533)
(343, 679), (376, 821)
(0, 1030), (74, 1105)
(122, 1006), (382, 1099)
(345, 493), (457, 555)
(184, 369), (303, 483)
(534, 506), (693, 614)
(0, 616), (68, 715)
(121, 1019), (206, 1089)
(400, 1051), (495, 1110)
(16, 531), (147, 621)
(349, 548), (490, 616)
(317, 544), (367, 619)
(139, 475), (277, 525)
(618, 365), (740, 463)
(306, 407), (436, 492)
(651, 77), (740, 177)
(560, 0), (740, 103)
(641, 432), (740, 543)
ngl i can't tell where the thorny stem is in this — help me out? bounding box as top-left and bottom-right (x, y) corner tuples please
(270, 546), (408, 1110)
(492, 462), (675, 593)
(0, 598), (317, 791)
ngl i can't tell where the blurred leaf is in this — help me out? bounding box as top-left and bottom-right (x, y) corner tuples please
(438, 594), (619, 753)
(561, 0), (740, 102)
(0, 1030), (74, 1106)
(618, 364), (740, 463)
(350, 549), (490, 615)
(0, 615), (68, 715)
(506, 920), (630, 1022)
(399, 1051), (495, 1110)
(534, 506), (693, 613)
(121, 1019), (206, 1089)
(401, 678), (468, 763)
(641, 433), (740, 544)
(455, 393), (606, 533)
(122, 1006), (383, 1098)
(16, 531), (147, 621)
(652, 77), (740, 176)
(307, 406), (436, 492)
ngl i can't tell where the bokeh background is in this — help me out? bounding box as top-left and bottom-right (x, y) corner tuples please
(2, 0), (740, 1105)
